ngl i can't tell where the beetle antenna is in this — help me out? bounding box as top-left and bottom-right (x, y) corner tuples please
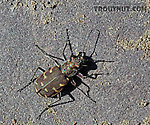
(66, 29), (74, 56)
(83, 29), (93, 53)
(82, 44), (86, 53)
(90, 29), (100, 57)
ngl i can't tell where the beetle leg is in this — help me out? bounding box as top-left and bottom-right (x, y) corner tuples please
(86, 73), (109, 79)
(37, 92), (62, 120)
(70, 78), (76, 86)
(17, 67), (45, 92)
(72, 75), (96, 103)
(94, 60), (114, 63)
(50, 92), (62, 106)
(74, 74), (90, 97)
(71, 77), (90, 96)
(76, 72), (86, 79)
(62, 42), (67, 60)
(72, 77), (96, 103)
(76, 86), (96, 103)
(86, 73), (99, 79)
(37, 92), (75, 120)
(80, 81), (90, 97)
(35, 44), (63, 66)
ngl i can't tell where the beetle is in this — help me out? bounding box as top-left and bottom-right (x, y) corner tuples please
(18, 29), (100, 118)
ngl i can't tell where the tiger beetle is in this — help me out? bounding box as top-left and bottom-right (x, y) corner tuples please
(18, 29), (101, 119)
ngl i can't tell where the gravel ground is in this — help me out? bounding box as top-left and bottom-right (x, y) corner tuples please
(0, 0), (149, 125)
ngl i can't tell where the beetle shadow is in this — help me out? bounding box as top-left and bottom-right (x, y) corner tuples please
(51, 55), (114, 102)
(79, 55), (114, 78)
(37, 55), (114, 119)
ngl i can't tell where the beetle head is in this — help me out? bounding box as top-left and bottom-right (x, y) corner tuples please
(71, 52), (87, 67)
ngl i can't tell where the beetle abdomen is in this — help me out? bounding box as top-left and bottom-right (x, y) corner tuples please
(35, 66), (69, 98)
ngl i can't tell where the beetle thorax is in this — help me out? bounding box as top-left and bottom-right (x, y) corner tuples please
(60, 59), (80, 77)
(61, 52), (86, 77)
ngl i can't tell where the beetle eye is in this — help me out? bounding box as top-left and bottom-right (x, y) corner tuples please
(78, 52), (85, 57)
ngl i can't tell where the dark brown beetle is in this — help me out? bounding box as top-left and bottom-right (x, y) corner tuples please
(34, 51), (87, 98)
(18, 29), (100, 118)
